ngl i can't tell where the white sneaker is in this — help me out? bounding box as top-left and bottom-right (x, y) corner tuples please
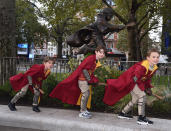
(79, 112), (91, 119)
(85, 110), (92, 116)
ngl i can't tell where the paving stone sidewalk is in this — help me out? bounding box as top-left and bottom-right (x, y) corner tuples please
(0, 105), (170, 131)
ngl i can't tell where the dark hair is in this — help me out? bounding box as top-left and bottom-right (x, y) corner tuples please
(95, 45), (106, 52)
(101, 8), (114, 16)
(146, 48), (160, 57)
(43, 57), (55, 64)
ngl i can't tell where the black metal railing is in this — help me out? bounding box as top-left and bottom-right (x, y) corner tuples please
(1, 57), (171, 86)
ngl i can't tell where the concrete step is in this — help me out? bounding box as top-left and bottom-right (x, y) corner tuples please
(0, 105), (170, 131)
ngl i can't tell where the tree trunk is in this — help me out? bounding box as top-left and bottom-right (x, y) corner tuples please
(127, 27), (137, 61)
(136, 34), (142, 61)
(127, 9), (142, 61)
(127, 28), (143, 61)
(0, 0), (16, 57)
(57, 36), (63, 58)
(0, 0), (16, 85)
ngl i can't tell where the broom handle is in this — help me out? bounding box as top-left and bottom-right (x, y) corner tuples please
(98, 83), (164, 100)
(98, 82), (107, 86)
(152, 93), (164, 100)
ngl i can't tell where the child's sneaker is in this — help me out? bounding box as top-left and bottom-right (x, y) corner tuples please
(8, 102), (17, 111)
(118, 112), (133, 119)
(32, 106), (41, 112)
(137, 115), (153, 125)
(79, 112), (92, 119)
(85, 110), (92, 117)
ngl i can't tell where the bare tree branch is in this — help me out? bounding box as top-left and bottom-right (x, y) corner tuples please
(138, 18), (149, 34)
(131, 0), (138, 13)
(61, 17), (73, 32)
(137, 0), (147, 9)
(137, 11), (149, 26)
(24, 0), (48, 20)
(50, 33), (57, 39)
(139, 23), (161, 42)
(138, 9), (158, 34)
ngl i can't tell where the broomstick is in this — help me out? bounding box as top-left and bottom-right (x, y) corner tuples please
(152, 93), (164, 100)
(98, 82), (107, 86)
(98, 82), (165, 100)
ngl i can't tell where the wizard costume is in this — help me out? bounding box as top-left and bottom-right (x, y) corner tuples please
(103, 60), (158, 106)
(10, 64), (50, 92)
(49, 55), (100, 109)
(9, 64), (50, 107)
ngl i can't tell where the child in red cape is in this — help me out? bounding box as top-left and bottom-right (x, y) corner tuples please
(50, 45), (105, 119)
(8, 57), (54, 112)
(103, 48), (160, 125)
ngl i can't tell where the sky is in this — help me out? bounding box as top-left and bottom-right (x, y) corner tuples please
(149, 16), (163, 42)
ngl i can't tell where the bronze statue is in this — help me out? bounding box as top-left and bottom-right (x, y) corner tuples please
(66, 8), (130, 54)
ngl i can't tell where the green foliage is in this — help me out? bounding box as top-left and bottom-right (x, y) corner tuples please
(109, 0), (162, 60)
(0, 81), (11, 92)
(91, 64), (123, 111)
(40, 74), (64, 106)
(42, 74), (58, 97)
(147, 100), (171, 119)
(16, 0), (48, 46)
(67, 53), (93, 72)
(0, 81), (13, 104)
(52, 72), (70, 82)
(38, 0), (103, 33)
(91, 85), (106, 111)
(94, 65), (123, 82)
(0, 81), (12, 95)
(109, 94), (131, 113)
(117, 30), (128, 52)
(152, 75), (171, 88)
(36, 0), (103, 57)
(68, 58), (79, 72)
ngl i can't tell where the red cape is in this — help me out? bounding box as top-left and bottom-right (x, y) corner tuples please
(103, 61), (157, 106)
(10, 64), (50, 92)
(49, 55), (99, 105)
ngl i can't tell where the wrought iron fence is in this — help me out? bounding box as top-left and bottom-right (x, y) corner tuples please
(0, 57), (171, 87)
(104, 59), (171, 76)
(0, 57), (17, 85)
